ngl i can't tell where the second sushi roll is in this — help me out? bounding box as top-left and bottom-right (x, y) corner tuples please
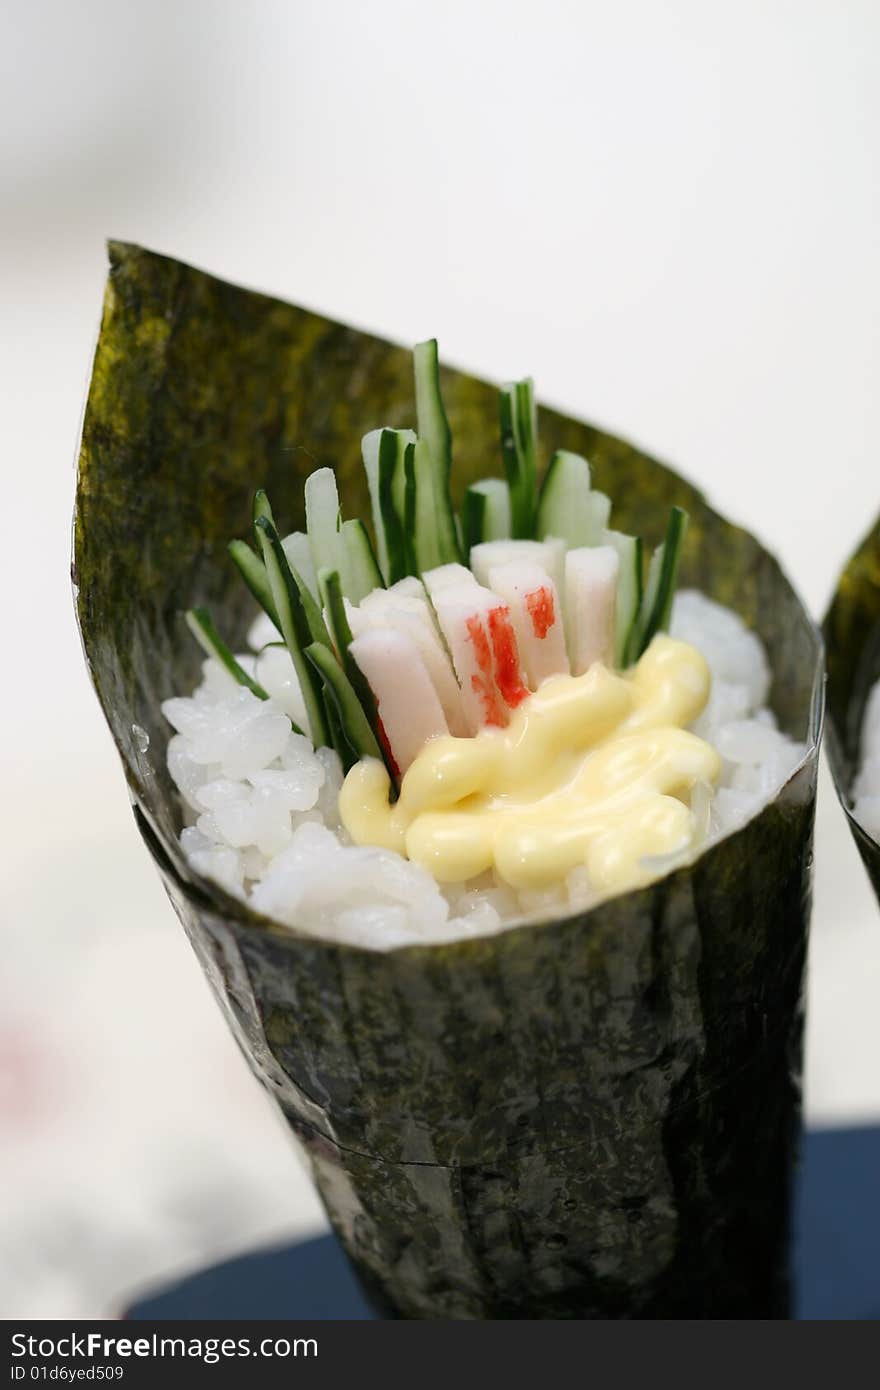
(824, 514), (880, 901)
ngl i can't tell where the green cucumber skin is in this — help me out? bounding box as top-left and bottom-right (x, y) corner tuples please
(370, 429), (415, 585)
(323, 690), (351, 768)
(499, 379), (537, 539)
(462, 479), (510, 551)
(304, 641), (381, 765)
(256, 518), (330, 747)
(227, 539), (281, 631)
(75, 243), (823, 1320)
(461, 488), (487, 554)
(632, 506), (688, 659)
(412, 437), (461, 572)
(252, 487), (275, 544)
(185, 607), (270, 702)
(319, 569), (391, 780)
(413, 340), (462, 566)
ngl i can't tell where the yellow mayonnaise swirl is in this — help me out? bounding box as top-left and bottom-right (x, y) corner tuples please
(339, 635), (721, 896)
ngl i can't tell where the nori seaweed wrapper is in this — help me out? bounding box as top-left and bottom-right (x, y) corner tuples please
(74, 244), (823, 1318)
(823, 516), (880, 901)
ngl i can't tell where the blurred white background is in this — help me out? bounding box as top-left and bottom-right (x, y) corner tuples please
(2, 0), (879, 1318)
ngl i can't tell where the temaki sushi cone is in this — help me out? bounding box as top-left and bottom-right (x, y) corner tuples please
(824, 515), (880, 901)
(74, 244), (823, 1318)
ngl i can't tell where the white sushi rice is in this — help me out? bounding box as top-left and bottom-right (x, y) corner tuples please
(162, 589), (807, 949)
(852, 678), (880, 840)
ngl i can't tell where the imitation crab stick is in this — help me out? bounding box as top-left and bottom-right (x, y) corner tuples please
(486, 561), (569, 689)
(422, 563), (479, 600)
(469, 538), (566, 596)
(349, 586), (468, 737)
(349, 629), (449, 774)
(431, 583), (529, 733)
(564, 546), (620, 674)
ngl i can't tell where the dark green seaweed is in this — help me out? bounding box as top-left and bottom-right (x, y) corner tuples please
(74, 244), (823, 1318)
(823, 516), (880, 903)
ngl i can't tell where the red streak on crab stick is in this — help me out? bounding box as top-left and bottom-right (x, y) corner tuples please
(433, 582), (523, 733)
(525, 586), (555, 640)
(465, 617), (506, 726)
(469, 674), (505, 726)
(486, 561), (569, 689)
(487, 606), (529, 708)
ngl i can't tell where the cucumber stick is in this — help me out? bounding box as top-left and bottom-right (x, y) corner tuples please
(305, 641), (382, 766)
(319, 567), (395, 779)
(413, 339), (462, 567)
(294, 563), (334, 648)
(321, 566), (375, 706)
(306, 465), (385, 602)
(362, 428), (416, 584)
(304, 468), (342, 575)
(184, 607), (272, 704)
(585, 491), (612, 542)
(227, 539), (280, 631)
(340, 518), (384, 603)
(403, 442), (417, 557)
(602, 530), (644, 668)
(252, 488), (275, 539)
(323, 696), (351, 768)
(537, 451), (610, 547)
(411, 438), (448, 571)
(631, 507), (688, 659)
(281, 531), (318, 601)
(462, 478), (511, 551)
(499, 378), (538, 538)
(255, 516), (329, 748)
(320, 568), (356, 661)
